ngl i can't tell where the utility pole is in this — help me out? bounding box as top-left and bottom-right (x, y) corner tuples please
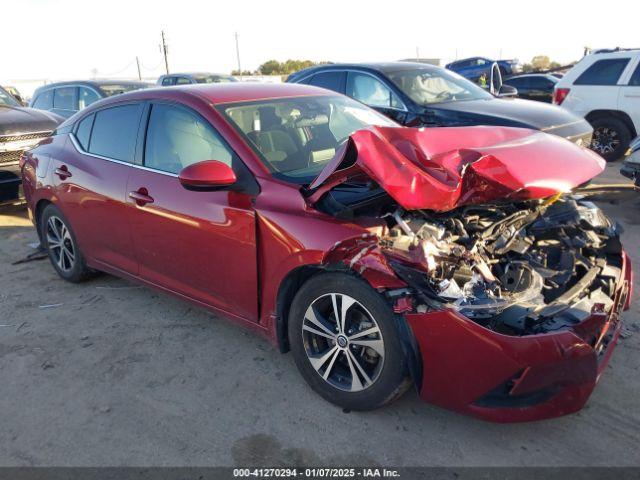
(235, 32), (242, 80)
(135, 56), (142, 81)
(416, 46), (420, 62)
(161, 30), (169, 75)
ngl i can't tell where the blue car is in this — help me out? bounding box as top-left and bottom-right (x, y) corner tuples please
(446, 57), (519, 82)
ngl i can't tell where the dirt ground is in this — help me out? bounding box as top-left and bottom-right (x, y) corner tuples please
(0, 162), (638, 467)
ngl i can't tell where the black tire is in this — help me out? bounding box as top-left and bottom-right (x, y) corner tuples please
(589, 116), (632, 162)
(40, 204), (94, 283)
(288, 272), (410, 411)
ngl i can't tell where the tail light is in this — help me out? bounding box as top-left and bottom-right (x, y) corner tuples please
(553, 88), (570, 105)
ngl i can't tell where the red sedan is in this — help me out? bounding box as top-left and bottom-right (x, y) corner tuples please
(21, 83), (632, 422)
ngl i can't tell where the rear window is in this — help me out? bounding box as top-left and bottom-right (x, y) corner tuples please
(75, 114), (94, 150)
(629, 63), (640, 86)
(308, 72), (345, 93)
(88, 104), (142, 162)
(99, 84), (147, 97)
(575, 58), (630, 85)
(32, 90), (53, 109)
(53, 87), (76, 110)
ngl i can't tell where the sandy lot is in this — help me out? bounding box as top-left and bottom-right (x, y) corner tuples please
(0, 163), (638, 467)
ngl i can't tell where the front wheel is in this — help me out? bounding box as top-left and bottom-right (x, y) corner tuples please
(288, 272), (410, 411)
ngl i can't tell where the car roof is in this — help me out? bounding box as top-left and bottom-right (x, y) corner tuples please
(85, 83), (334, 107)
(289, 62), (440, 80)
(36, 80), (149, 90)
(505, 73), (557, 79)
(161, 72), (233, 77)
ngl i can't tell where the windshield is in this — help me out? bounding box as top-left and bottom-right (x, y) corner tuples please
(194, 75), (238, 84)
(388, 68), (493, 105)
(0, 87), (20, 107)
(99, 83), (148, 97)
(220, 95), (397, 184)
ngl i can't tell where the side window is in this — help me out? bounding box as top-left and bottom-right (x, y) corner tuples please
(175, 77), (191, 85)
(347, 73), (403, 109)
(75, 114), (94, 150)
(575, 58), (630, 86)
(308, 71), (346, 93)
(629, 63), (640, 86)
(528, 77), (549, 88)
(506, 77), (528, 88)
(144, 104), (234, 174)
(53, 87), (76, 111)
(88, 104), (143, 162)
(162, 77), (174, 86)
(78, 87), (100, 110)
(32, 89), (53, 109)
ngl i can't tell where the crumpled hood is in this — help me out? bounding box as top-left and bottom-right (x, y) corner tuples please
(309, 126), (605, 212)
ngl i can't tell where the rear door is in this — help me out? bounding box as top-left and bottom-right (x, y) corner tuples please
(570, 57), (630, 117)
(52, 102), (144, 273)
(126, 101), (259, 320)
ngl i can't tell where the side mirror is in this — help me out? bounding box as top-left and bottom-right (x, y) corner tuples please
(178, 160), (237, 191)
(498, 84), (518, 98)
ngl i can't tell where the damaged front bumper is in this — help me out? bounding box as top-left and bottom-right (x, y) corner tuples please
(404, 251), (632, 423)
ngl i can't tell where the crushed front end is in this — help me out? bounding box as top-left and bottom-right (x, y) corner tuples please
(311, 125), (632, 421)
(380, 196), (632, 422)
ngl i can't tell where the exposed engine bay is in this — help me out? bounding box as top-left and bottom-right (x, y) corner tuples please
(377, 195), (623, 336)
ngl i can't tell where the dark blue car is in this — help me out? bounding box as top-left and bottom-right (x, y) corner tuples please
(286, 62), (592, 146)
(446, 57), (519, 82)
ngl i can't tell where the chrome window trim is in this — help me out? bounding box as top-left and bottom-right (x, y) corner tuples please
(295, 68), (408, 112)
(68, 132), (179, 178)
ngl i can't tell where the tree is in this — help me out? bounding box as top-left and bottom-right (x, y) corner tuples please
(531, 55), (551, 71)
(258, 60), (283, 75)
(256, 59), (331, 76)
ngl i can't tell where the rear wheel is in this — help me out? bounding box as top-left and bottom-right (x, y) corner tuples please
(41, 204), (94, 282)
(589, 116), (632, 162)
(288, 272), (410, 411)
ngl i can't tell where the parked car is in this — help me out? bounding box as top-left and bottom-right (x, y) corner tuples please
(620, 135), (640, 186)
(30, 80), (150, 119)
(157, 72), (238, 86)
(554, 48), (640, 161)
(446, 57), (519, 81)
(287, 63), (593, 146)
(21, 83), (631, 422)
(0, 86), (62, 202)
(3, 86), (26, 105)
(503, 74), (559, 103)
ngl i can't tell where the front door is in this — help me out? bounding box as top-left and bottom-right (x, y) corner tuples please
(126, 102), (259, 321)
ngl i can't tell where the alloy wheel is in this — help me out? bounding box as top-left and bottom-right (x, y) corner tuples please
(46, 215), (75, 273)
(591, 126), (620, 155)
(302, 293), (385, 392)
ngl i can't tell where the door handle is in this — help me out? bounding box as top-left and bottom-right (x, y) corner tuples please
(54, 165), (72, 180)
(624, 94), (640, 98)
(128, 188), (154, 206)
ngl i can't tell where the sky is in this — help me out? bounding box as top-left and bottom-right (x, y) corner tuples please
(2, 0), (639, 86)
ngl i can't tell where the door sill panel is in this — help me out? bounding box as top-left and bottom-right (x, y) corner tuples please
(88, 258), (273, 343)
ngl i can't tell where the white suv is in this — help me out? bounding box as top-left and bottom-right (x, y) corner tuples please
(554, 49), (640, 161)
